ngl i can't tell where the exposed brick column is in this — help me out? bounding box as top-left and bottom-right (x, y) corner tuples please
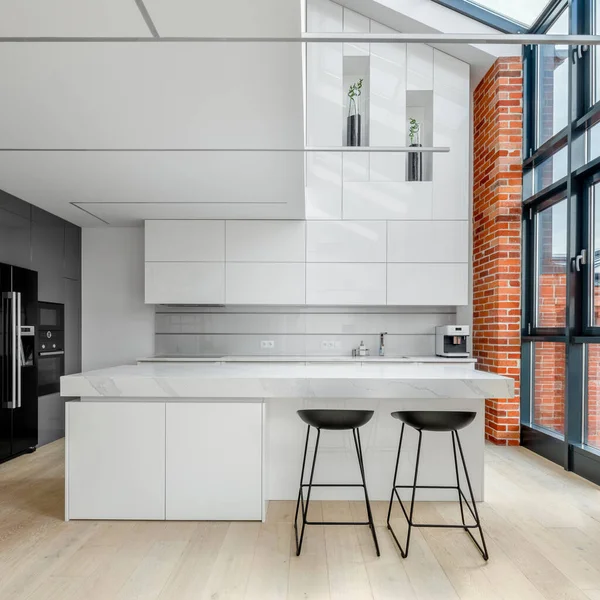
(473, 57), (523, 446)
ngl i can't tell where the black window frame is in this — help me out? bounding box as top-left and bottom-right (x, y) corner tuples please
(521, 0), (600, 486)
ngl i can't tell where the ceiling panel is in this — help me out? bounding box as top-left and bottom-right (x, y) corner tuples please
(0, 42), (303, 149)
(0, 0), (152, 37)
(144, 0), (300, 37)
(72, 201), (306, 226)
(0, 150), (305, 226)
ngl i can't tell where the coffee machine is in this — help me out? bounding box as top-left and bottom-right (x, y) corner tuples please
(435, 325), (470, 358)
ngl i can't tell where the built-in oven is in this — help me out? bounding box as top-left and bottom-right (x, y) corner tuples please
(38, 302), (64, 396)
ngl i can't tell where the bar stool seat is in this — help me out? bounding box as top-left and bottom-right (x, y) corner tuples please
(298, 409), (374, 430)
(387, 410), (489, 561)
(392, 410), (476, 432)
(294, 409), (380, 557)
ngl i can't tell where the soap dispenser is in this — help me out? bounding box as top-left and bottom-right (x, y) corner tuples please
(379, 332), (387, 357)
(358, 340), (368, 357)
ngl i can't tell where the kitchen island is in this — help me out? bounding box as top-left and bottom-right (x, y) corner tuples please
(61, 361), (513, 522)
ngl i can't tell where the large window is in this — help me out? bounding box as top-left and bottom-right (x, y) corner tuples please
(522, 0), (600, 485)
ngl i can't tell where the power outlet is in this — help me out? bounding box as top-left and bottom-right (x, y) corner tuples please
(260, 340), (275, 349)
(321, 340), (335, 350)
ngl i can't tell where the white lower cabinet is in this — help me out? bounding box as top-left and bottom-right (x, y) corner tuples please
(67, 402), (166, 520)
(165, 402), (263, 520)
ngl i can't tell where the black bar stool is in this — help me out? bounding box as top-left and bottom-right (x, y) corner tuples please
(293, 409), (380, 557)
(386, 410), (489, 561)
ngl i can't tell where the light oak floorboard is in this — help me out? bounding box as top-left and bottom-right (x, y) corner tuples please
(1, 440), (600, 599)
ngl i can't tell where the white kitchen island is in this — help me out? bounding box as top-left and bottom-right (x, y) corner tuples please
(61, 361), (513, 522)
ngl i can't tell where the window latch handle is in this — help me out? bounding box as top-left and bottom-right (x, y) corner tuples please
(573, 249), (588, 272)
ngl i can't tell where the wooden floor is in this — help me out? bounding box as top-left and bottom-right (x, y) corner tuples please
(1, 442), (600, 600)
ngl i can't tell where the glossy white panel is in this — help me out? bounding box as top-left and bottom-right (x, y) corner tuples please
(226, 221), (305, 262)
(387, 221), (469, 263)
(343, 182), (433, 220)
(433, 50), (470, 220)
(306, 0), (343, 147)
(369, 22), (406, 182)
(387, 264), (468, 306)
(145, 262), (225, 305)
(306, 263), (386, 305)
(67, 402), (165, 520)
(343, 8), (369, 57)
(145, 220), (225, 262)
(407, 45), (434, 91)
(306, 152), (343, 219)
(306, 221), (386, 262)
(343, 152), (370, 182)
(226, 263), (306, 305)
(165, 403), (262, 520)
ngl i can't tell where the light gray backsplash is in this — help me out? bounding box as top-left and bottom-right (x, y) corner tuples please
(155, 306), (457, 357)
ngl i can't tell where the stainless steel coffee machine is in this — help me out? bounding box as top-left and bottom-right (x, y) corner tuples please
(435, 325), (470, 358)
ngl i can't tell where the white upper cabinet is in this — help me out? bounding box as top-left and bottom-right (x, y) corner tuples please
(387, 263), (468, 306)
(306, 263), (387, 305)
(307, 221), (386, 262)
(432, 50), (470, 220)
(226, 263), (305, 305)
(226, 221), (305, 262)
(145, 220), (225, 262)
(407, 45), (434, 91)
(145, 262), (225, 305)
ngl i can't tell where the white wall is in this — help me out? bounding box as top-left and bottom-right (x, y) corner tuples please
(82, 227), (154, 370)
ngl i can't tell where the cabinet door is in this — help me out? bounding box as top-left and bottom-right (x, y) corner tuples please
(64, 278), (81, 376)
(145, 262), (225, 304)
(166, 402), (263, 520)
(31, 207), (65, 304)
(0, 191), (31, 269)
(64, 225), (81, 281)
(67, 402), (166, 520)
(145, 220), (225, 262)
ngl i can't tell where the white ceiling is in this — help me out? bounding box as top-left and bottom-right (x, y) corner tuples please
(0, 0), (513, 226)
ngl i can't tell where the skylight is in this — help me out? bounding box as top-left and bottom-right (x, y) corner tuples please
(466, 0), (556, 27)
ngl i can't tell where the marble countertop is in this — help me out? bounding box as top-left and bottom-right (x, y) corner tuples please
(61, 361), (513, 400)
(138, 354), (476, 364)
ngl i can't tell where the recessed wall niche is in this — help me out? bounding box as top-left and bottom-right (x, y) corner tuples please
(343, 55), (370, 147)
(406, 90), (433, 182)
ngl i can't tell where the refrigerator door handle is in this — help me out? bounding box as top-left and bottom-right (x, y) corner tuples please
(2, 291), (18, 410)
(16, 292), (22, 409)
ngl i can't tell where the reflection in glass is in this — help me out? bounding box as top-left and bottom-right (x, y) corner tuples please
(466, 0), (554, 27)
(533, 342), (566, 436)
(536, 11), (569, 147)
(592, 183), (600, 325)
(534, 146), (568, 192)
(536, 199), (567, 327)
(587, 345), (600, 449)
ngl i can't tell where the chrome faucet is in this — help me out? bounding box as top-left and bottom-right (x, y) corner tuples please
(379, 332), (388, 357)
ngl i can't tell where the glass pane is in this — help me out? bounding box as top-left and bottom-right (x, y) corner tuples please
(537, 11), (569, 147)
(587, 345), (600, 449)
(534, 146), (568, 192)
(536, 199), (567, 327)
(592, 182), (600, 325)
(466, 0), (554, 27)
(533, 342), (566, 436)
(596, 1), (600, 104)
(590, 122), (600, 161)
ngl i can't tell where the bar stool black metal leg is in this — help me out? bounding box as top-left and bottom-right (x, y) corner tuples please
(352, 428), (380, 557)
(294, 425), (311, 553)
(388, 427), (422, 558)
(451, 430), (467, 529)
(386, 423), (404, 527)
(455, 430), (489, 561)
(295, 426), (321, 556)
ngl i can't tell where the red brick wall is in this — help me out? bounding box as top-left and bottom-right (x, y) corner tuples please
(473, 57), (523, 445)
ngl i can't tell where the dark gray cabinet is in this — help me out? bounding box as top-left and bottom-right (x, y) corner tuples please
(31, 207), (66, 304)
(0, 191), (31, 269)
(0, 188), (81, 447)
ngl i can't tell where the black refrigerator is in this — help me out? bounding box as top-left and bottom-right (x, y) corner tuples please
(0, 262), (38, 462)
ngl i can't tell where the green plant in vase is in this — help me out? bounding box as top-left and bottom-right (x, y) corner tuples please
(408, 117), (422, 182)
(347, 78), (363, 147)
